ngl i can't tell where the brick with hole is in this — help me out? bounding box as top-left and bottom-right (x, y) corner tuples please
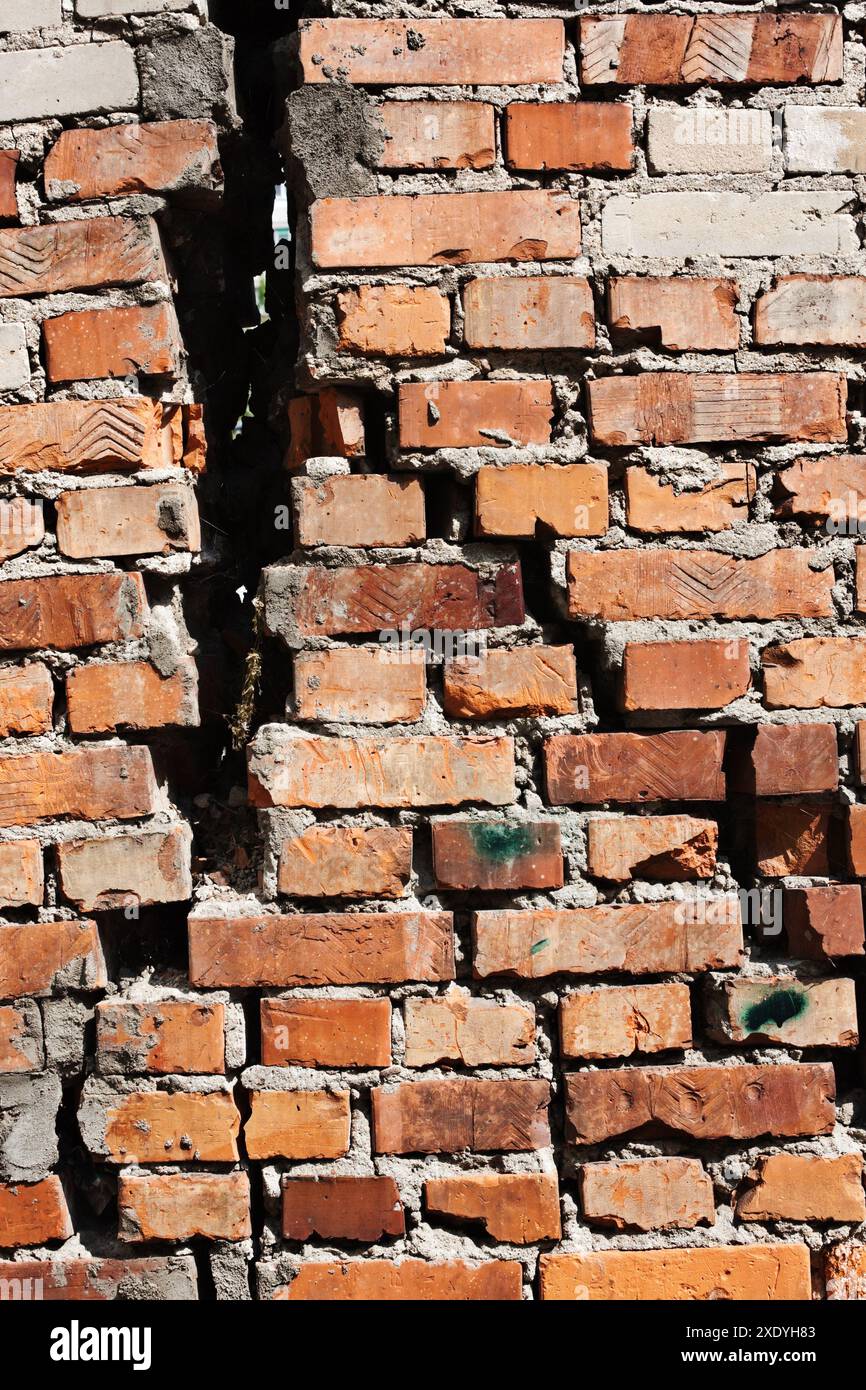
(66, 659), (199, 734)
(784, 886), (865, 961)
(403, 987), (535, 1067)
(540, 1245), (811, 1302)
(0, 397), (185, 475)
(587, 815), (718, 883)
(705, 974), (858, 1049)
(560, 983), (693, 1060)
(292, 649), (426, 724)
(625, 464), (754, 533)
(580, 1159), (714, 1233)
(755, 801), (833, 877)
(0, 218), (166, 298)
(400, 380), (553, 450)
(736, 1154), (866, 1224)
(118, 1173), (251, 1244)
(609, 278), (740, 351)
(57, 826), (192, 912)
(443, 645), (578, 719)
(96, 1000), (225, 1076)
(0, 1002), (44, 1075)
(464, 278), (595, 351)
(45, 119), (221, 201)
(277, 1259), (523, 1302)
(424, 1173), (561, 1244)
(432, 820), (562, 891)
(763, 638), (866, 709)
(292, 474), (426, 547)
(56, 484), (200, 559)
(81, 1086), (240, 1164)
(0, 573), (148, 651)
(277, 825), (412, 899)
(0, 746), (156, 827)
(286, 390), (365, 469)
(729, 723), (838, 796)
(621, 639), (750, 711)
(0, 922), (106, 999)
(0, 1177), (73, 1247)
(0, 499), (44, 561)
(505, 102), (633, 171)
(755, 277), (866, 347)
(372, 1079), (550, 1154)
(337, 285), (450, 357)
(43, 303), (182, 383)
(775, 456), (866, 523)
(378, 102), (495, 170)
(244, 1090), (350, 1161)
(0, 841), (43, 910)
(0, 150), (18, 218)
(282, 1177), (405, 1243)
(189, 910), (454, 988)
(545, 730), (727, 805)
(260, 998), (391, 1068)
(0, 664), (52, 736)
(474, 463), (607, 538)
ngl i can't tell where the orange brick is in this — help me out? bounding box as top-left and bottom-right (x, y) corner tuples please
(825, 1243), (866, 1299)
(730, 723), (838, 796)
(282, 1177), (404, 1242)
(57, 826), (192, 911)
(0, 499), (45, 561)
(625, 463), (754, 532)
(286, 389), (365, 469)
(96, 1000), (225, 1076)
(706, 974), (857, 1048)
(756, 801), (831, 876)
(0, 218), (166, 298)
(443, 645), (578, 719)
(506, 102), (633, 171)
(540, 1245), (810, 1301)
(278, 1259), (522, 1301)
(432, 820), (562, 891)
(45, 120), (220, 201)
(311, 192), (580, 269)
(0, 573), (148, 651)
(66, 659), (198, 734)
(0, 1256), (197, 1301)
(622, 638), (750, 711)
(587, 815), (717, 883)
(372, 1079), (550, 1154)
(424, 1174), (561, 1244)
(474, 463), (606, 538)
(293, 648), (426, 723)
(784, 885), (865, 961)
(336, 285), (449, 357)
(260, 998), (391, 1068)
(560, 983), (693, 1059)
(737, 1153), (865, 1223)
(0, 1177), (73, 1247)
(0, 663), (53, 736)
(0, 746), (156, 827)
(0, 921), (106, 999)
(55, 483), (200, 559)
(545, 730), (727, 804)
(400, 380), (553, 450)
(277, 825), (412, 899)
(763, 637), (866, 709)
(96, 1091), (240, 1164)
(464, 278), (595, 351)
(43, 303), (181, 383)
(118, 1173), (250, 1243)
(378, 102), (495, 170)
(0, 1001), (44, 1073)
(0, 397), (182, 475)
(0, 150), (18, 219)
(244, 1090), (350, 1161)
(295, 474), (426, 547)
(299, 18), (564, 85)
(403, 987), (535, 1067)
(609, 277), (739, 351)
(775, 456), (866, 523)
(580, 1159), (714, 1232)
(0, 840), (42, 909)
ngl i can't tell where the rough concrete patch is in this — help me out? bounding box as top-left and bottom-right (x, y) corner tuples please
(285, 84), (386, 201)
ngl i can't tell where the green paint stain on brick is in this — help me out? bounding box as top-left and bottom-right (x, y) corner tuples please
(742, 988), (807, 1033)
(469, 824), (534, 862)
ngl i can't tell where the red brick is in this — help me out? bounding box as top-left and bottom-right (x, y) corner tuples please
(0, 1001), (44, 1073)
(737, 1154), (866, 1224)
(587, 815), (718, 883)
(730, 723), (838, 795)
(560, 983), (693, 1060)
(282, 1177), (404, 1242)
(299, 18), (564, 85)
(475, 463), (606, 537)
(756, 801), (832, 876)
(57, 826), (192, 911)
(400, 380), (553, 450)
(706, 975), (858, 1049)
(66, 659), (199, 734)
(763, 637), (866, 709)
(545, 730), (727, 805)
(609, 277), (739, 351)
(189, 910), (454, 988)
(0, 150), (18, 219)
(335, 286), (449, 359)
(286, 389), (365, 469)
(424, 1174), (561, 1244)
(622, 638), (750, 711)
(260, 998), (391, 1068)
(856, 723), (866, 784)
(0, 664), (53, 736)
(506, 102), (633, 171)
(0, 746), (156, 827)
(565, 1063), (835, 1145)
(0, 1256), (197, 1301)
(580, 1159), (714, 1232)
(277, 1259), (522, 1301)
(443, 645), (578, 719)
(0, 841), (42, 910)
(0, 397), (184, 475)
(0, 573), (148, 651)
(755, 276), (866, 347)
(579, 14), (842, 86)
(848, 803), (866, 876)
(403, 988), (535, 1067)
(784, 886), (865, 961)
(96, 1000), (225, 1076)
(464, 277), (595, 352)
(56, 484), (200, 559)
(0, 218), (166, 298)
(432, 820), (562, 891)
(567, 549), (832, 621)
(97, 1092), (240, 1165)
(118, 1173), (250, 1243)
(248, 731), (515, 810)
(294, 474), (425, 547)
(293, 648), (426, 723)
(587, 373), (846, 446)
(0, 499), (44, 561)
(474, 900), (743, 980)
(43, 303), (181, 383)
(540, 1245), (811, 1302)
(378, 102), (495, 170)
(311, 192), (580, 269)
(625, 464), (754, 533)
(775, 456), (866, 523)
(277, 825), (412, 900)
(372, 1079), (550, 1154)
(45, 120), (220, 201)
(244, 1090), (350, 1161)
(0, 1178), (73, 1247)
(825, 1243), (866, 1300)
(0, 921), (106, 999)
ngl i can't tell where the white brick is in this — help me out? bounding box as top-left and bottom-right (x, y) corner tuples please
(603, 193), (857, 259)
(0, 0), (61, 31)
(648, 108), (772, 174)
(0, 43), (138, 123)
(76, 0), (191, 12)
(0, 325), (29, 393)
(785, 106), (866, 174)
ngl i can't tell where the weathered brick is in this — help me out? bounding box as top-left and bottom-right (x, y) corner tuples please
(57, 826), (193, 912)
(299, 18), (565, 85)
(475, 901), (743, 980)
(755, 277), (866, 348)
(464, 277), (595, 352)
(775, 456), (866, 523)
(580, 1159), (714, 1233)
(0, 43), (138, 123)
(587, 815), (718, 883)
(736, 1154), (866, 1224)
(648, 108), (772, 174)
(91, 1091), (240, 1165)
(627, 465), (754, 532)
(56, 484), (200, 559)
(567, 549), (833, 621)
(0, 921), (105, 999)
(0, 324), (28, 392)
(261, 998), (391, 1068)
(0, 151), (18, 220)
(311, 192), (580, 269)
(475, 463), (606, 537)
(45, 119), (220, 201)
(0, 499), (44, 561)
(756, 801), (832, 877)
(609, 277), (740, 351)
(603, 193), (855, 259)
(278, 1259), (522, 1301)
(443, 645), (578, 719)
(621, 638), (750, 711)
(0, 664), (53, 736)
(560, 983), (693, 1060)
(825, 1243), (866, 1300)
(848, 803), (866, 876)
(286, 390), (365, 470)
(0, 1255), (197, 1301)
(118, 1173), (250, 1243)
(0, 218), (164, 299)
(432, 820), (562, 891)
(506, 102), (633, 172)
(546, 730), (727, 804)
(248, 730), (515, 809)
(785, 106), (866, 175)
(96, 1000), (225, 1076)
(400, 380), (553, 450)
(856, 723), (866, 784)
(336, 287), (449, 359)
(403, 988), (535, 1067)
(0, 841), (43, 910)
(0, 397), (184, 475)
(372, 1079), (550, 1154)
(763, 638), (866, 709)
(244, 1090), (350, 1161)
(0, 746), (156, 827)
(564, 1063), (835, 1145)
(579, 14), (842, 85)
(705, 974), (857, 1048)
(293, 649), (426, 724)
(588, 373), (845, 447)
(277, 826), (412, 900)
(784, 886), (865, 961)
(282, 1177), (404, 1242)
(0, 573), (148, 651)
(378, 102), (495, 170)
(730, 723), (838, 796)
(66, 659), (199, 734)
(540, 1245), (810, 1302)
(44, 303), (182, 383)
(294, 474), (426, 547)
(189, 910), (454, 988)
(0, 1177), (73, 1248)
(0, 1001), (44, 1074)
(424, 1174), (561, 1244)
